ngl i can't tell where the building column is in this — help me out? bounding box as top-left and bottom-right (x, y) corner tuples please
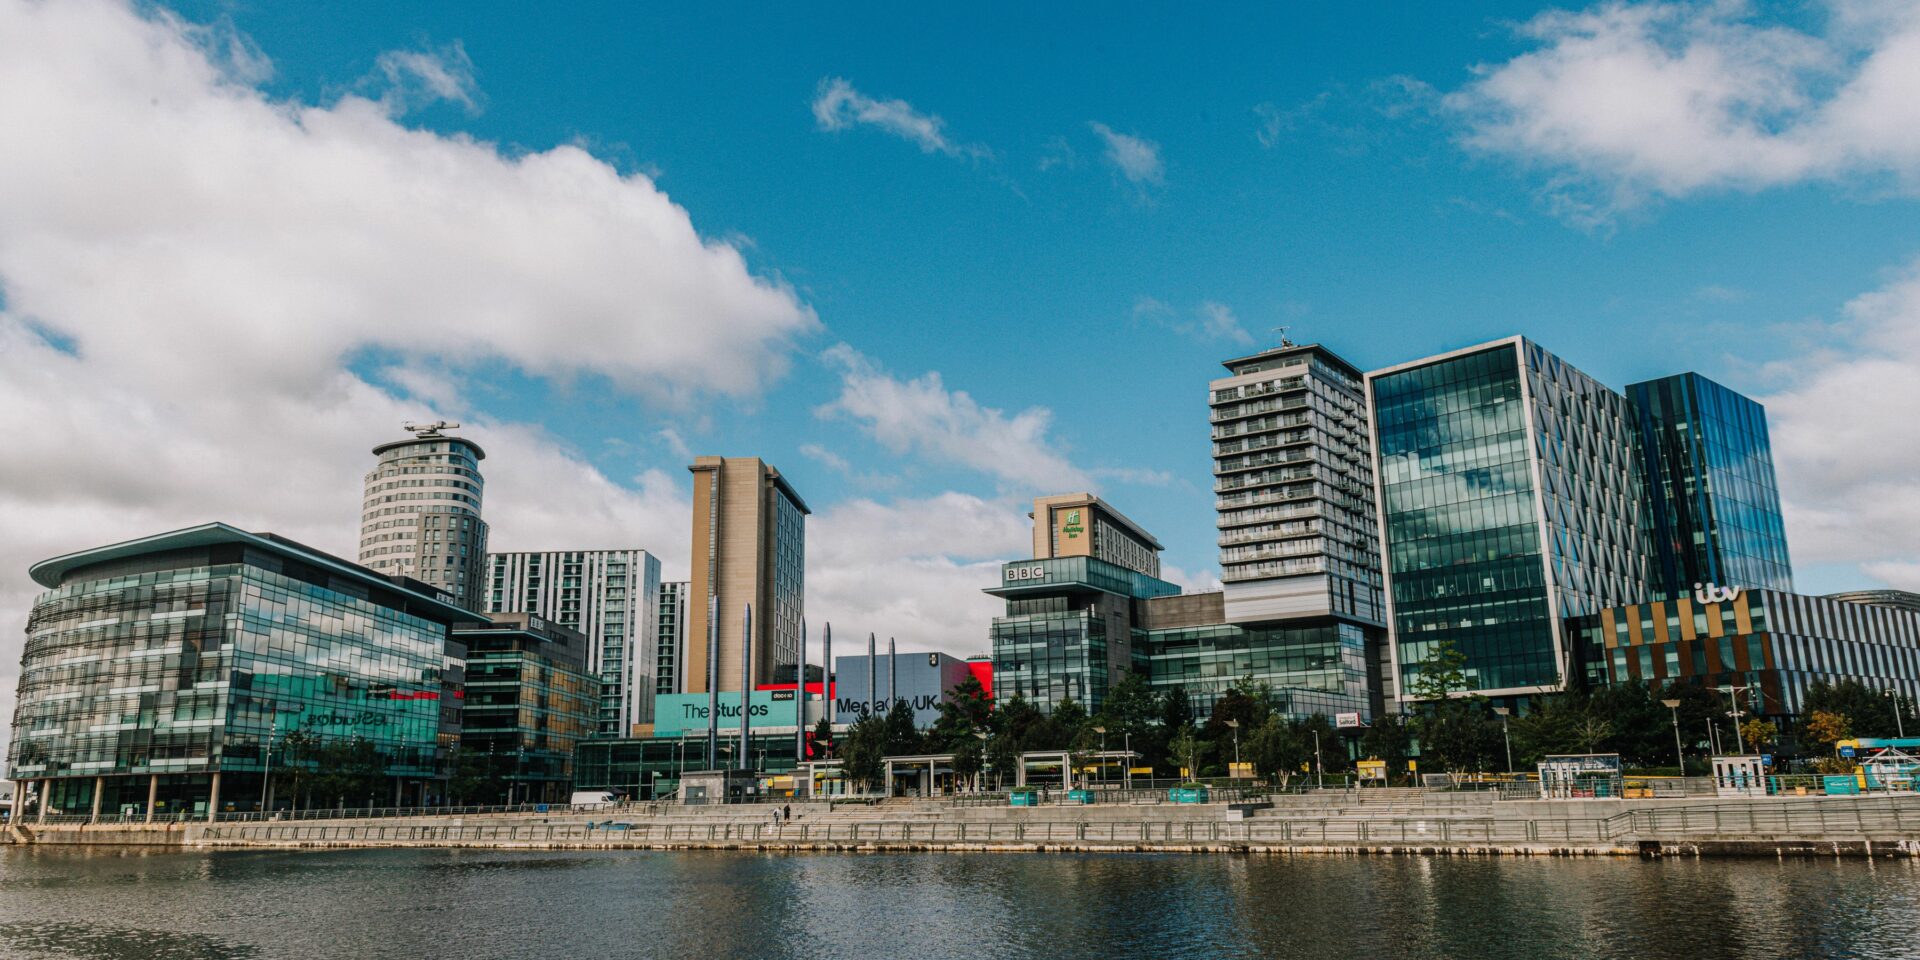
(7, 781), (21, 824)
(36, 781), (48, 823)
(145, 775), (159, 824)
(206, 772), (221, 823)
(89, 776), (103, 824)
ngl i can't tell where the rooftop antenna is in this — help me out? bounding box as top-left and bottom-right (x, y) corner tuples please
(1271, 326), (1295, 348)
(402, 420), (460, 439)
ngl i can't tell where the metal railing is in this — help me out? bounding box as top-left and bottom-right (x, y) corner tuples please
(189, 796), (1920, 849)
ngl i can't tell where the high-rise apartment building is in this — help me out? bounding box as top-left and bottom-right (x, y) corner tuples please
(1210, 343), (1383, 625)
(685, 457), (809, 695)
(358, 422), (489, 612)
(485, 550), (660, 736)
(655, 581), (688, 695)
(1628, 373), (1793, 599)
(1368, 337), (1653, 700)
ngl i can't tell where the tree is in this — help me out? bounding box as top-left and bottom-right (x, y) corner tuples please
(1573, 714), (1614, 754)
(984, 696), (1044, 790)
(1740, 717), (1779, 752)
(1408, 640), (1472, 701)
(1092, 670), (1164, 772)
(1804, 680), (1901, 740)
(1246, 715), (1310, 787)
(883, 699), (922, 756)
(1359, 714), (1413, 783)
(840, 713), (889, 792)
(1802, 710), (1851, 756)
(1168, 727), (1210, 783)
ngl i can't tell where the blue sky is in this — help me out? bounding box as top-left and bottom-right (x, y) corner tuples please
(5, 0), (1920, 705)
(174, 0), (1914, 590)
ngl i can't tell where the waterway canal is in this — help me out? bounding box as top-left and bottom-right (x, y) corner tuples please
(2, 847), (1916, 959)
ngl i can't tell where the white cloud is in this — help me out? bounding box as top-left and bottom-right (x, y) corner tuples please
(372, 42), (480, 114)
(0, 0), (812, 748)
(1447, 1), (1920, 221)
(811, 77), (989, 160)
(807, 493), (1030, 657)
(816, 344), (1093, 493)
(1088, 121), (1165, 186)
(798, 442), (852, 474)
(656, 426), (693, 460)
(1132, 297), (1256, 346)
(1762, 256), (1920, 591)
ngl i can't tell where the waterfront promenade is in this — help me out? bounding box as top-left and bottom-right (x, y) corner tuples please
(12, 789), (1920, 858)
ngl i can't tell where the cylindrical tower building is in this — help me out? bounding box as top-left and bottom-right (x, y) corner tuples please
(358, 422), (489, 612)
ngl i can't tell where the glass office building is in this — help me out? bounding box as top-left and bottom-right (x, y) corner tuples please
(1369, 338), (1653, 700)
(7, 524), (469, 821)
(988, 557), (1180, 713)
(1137, 592), (1372, 721)
(455, 613), (597, 803)
(1628, 373), (1793, 599)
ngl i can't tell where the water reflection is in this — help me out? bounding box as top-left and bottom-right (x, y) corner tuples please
(3, 848), (1918, 960)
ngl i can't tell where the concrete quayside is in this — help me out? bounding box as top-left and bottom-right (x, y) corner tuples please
(11, 791), (1920, 858)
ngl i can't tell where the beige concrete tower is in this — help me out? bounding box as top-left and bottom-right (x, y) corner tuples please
(358, 422), (489, 612)
(685, 457), (808, 696)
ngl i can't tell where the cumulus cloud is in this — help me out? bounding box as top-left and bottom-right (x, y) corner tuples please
(1447, 0), (1920, 222)
(807, 493), (1029, 657)
(812, 77), (990, 159)
(0, 0), (814, 741)
(815, 344), (1093, 492)
(1088, 121), (1165, 187)
(1762, 256), (1920, 590)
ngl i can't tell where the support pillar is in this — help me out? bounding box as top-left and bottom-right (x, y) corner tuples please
(7, 781), (21, 824)
(89, 776), (103, 823)
(36, 780), (48, 823)
(206, 772), (222, 823)
(145, 775), (158, 824)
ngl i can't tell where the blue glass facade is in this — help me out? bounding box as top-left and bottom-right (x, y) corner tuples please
(8, 525), (467, 819)
(1628, 373), (1793, 599)
(1370, 339), (1652, 698)
(988, 557), (1179, 713)
(1139, 617), (1372, 721)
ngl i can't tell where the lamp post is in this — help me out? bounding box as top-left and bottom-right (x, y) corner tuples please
(1886, 690), (1908, 739)
(1717, 684), (1753, 754)
(973, 730), (989, 793)
(1092, 726), (1108, 786)
(1123, 732), (1132, 790)
(1492, 706), (1513, 774)
(1661, 698), (1685, 772)
(1312, 728), (1323, 790)
(1225, 719), (1241, 779)
(257, 716), (278, 816)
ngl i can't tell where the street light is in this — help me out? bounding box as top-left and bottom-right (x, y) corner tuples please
(1885, 690), (1908, 739)
(1716, 685), (1754, 754)
(1225, 719), (1241, 779)
(1123, 731), (1132, 790)
(973, 730), (989, 793)
(1661, 698), (1685, 772)
(1491, 706), (1513, 774)
(1093, 726), (1108, 786)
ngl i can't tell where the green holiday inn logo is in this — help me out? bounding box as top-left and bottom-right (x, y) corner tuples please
(1062, 509), (1084, 538)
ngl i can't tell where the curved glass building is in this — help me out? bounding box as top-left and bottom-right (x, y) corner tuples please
(7, 524), (469, 822)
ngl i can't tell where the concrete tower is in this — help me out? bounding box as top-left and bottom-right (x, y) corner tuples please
(358, 422), (489, 612)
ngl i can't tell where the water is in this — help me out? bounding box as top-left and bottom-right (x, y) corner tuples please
(3, 847), (1919, 959)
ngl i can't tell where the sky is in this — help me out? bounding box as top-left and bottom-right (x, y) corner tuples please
(5, 0), (1920, 740)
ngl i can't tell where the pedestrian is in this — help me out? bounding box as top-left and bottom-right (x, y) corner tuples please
(782, 803), (791, 822)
